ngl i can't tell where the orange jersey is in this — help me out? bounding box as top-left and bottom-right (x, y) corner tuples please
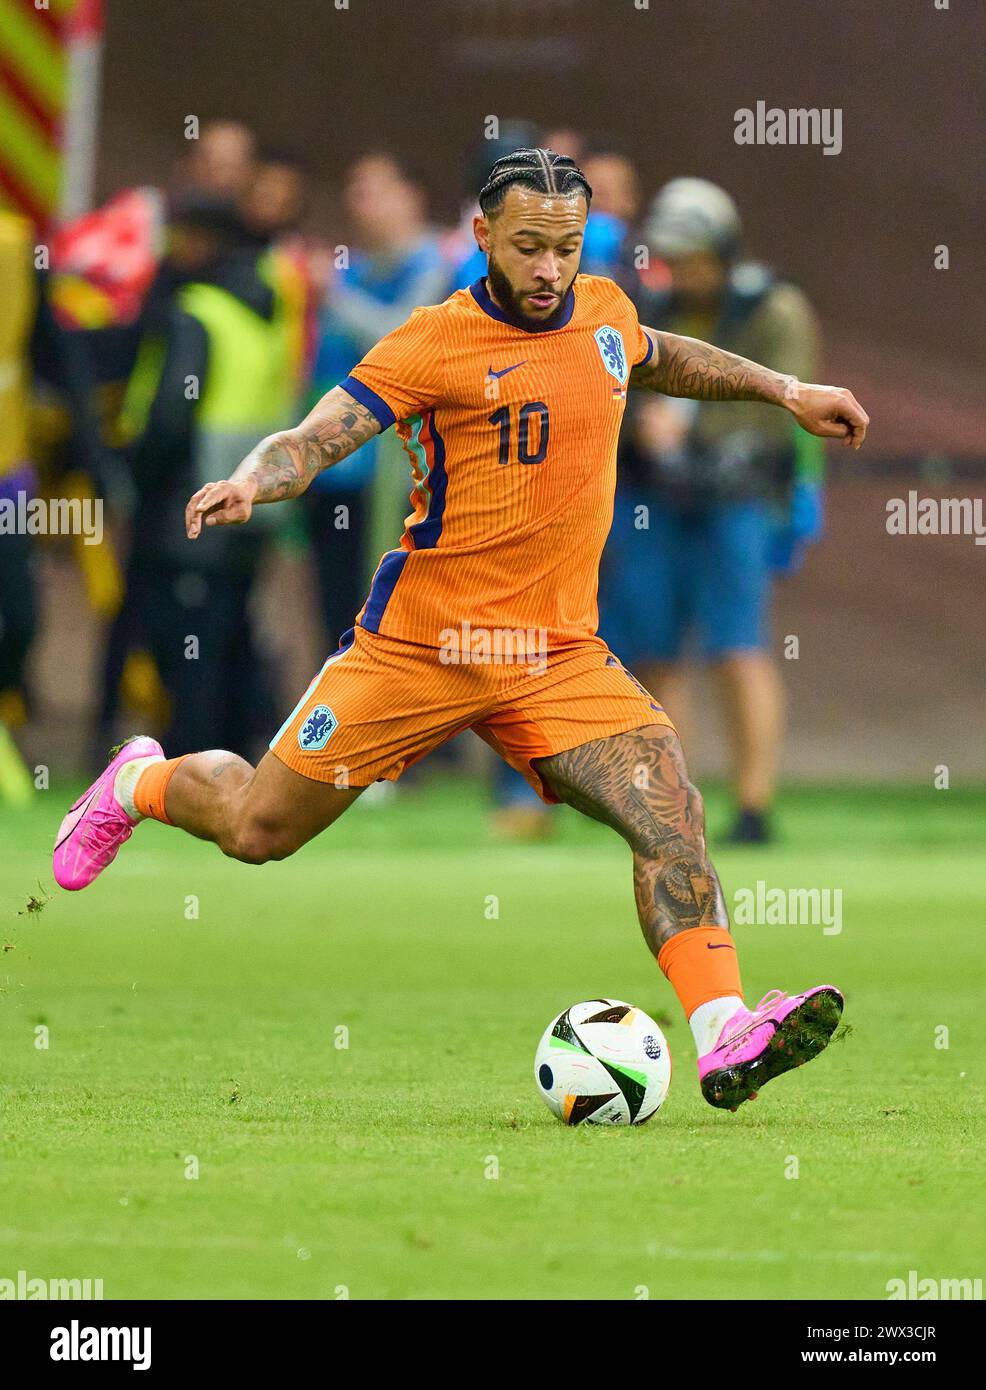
(339, 273), (652, 649)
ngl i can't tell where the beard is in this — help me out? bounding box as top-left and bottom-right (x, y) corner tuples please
(486, 253), (573, 329)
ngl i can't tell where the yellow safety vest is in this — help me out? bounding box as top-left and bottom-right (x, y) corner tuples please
(0, 212), (36, 478)
(121, 265), (296, 485)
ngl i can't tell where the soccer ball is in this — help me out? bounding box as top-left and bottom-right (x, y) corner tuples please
(534, 999), (671, 1125)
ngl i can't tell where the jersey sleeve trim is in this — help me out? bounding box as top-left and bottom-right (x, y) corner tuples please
(636, 328), (654, 366)
(339, 374), (396, 432)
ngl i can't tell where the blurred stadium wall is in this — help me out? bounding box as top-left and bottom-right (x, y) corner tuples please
(93, 0), (983, 452)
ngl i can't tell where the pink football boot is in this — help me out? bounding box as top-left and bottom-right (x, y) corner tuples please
(698, 986), (844, 1110)
(53, 736), (163, 891)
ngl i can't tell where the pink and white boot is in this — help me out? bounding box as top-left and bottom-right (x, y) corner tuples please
(698, 986), (844, 1111)
(53, 736), (163, 891)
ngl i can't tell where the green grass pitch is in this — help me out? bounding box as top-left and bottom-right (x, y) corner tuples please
(1, 777), (983, 1300)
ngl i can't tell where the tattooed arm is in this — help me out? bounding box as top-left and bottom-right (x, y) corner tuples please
(185, 386), (381, 538)
(631, 328), (869, 449)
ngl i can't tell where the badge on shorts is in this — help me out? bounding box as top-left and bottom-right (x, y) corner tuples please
(299, 705), (337, 751)
(594, 325), (628, 385)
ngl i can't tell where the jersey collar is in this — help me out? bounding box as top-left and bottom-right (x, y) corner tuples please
(469, 277), (576, 332)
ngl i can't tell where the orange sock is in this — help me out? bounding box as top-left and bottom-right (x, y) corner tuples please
(657, 926), (743, 1021)
(134, 755), (189, 825)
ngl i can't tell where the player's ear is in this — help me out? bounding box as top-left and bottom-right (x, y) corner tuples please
(473, 213), (491, 254)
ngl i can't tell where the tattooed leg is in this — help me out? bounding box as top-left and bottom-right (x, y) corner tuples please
(536, 724), (847, 1110)
(160, 749), (363, 863)
(534, 724), (729, 961)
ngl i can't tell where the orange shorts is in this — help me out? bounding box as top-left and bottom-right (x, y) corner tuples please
(269, 625), (674, 802)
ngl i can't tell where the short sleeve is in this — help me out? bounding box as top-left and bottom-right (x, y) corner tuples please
(633, 321), (654, 367)
(340, 306), (444, 430)
(600, 280), (653, 367)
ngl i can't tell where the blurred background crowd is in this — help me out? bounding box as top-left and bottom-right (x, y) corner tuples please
(1, 0), (983, 839)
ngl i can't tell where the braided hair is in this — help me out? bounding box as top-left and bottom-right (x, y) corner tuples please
(478, 147), (593, 216)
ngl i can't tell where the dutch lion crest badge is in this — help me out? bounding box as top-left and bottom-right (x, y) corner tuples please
(594, 325), (628, 385)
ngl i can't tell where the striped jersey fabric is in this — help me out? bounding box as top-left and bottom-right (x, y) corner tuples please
(340, 273), (653, 649)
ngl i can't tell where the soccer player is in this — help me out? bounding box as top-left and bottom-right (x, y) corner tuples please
(54, 149), (869, 1112)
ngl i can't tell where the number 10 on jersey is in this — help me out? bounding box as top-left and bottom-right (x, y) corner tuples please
(488, 402), (550, 465)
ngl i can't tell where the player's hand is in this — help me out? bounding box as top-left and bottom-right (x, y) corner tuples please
(785, 382), (869, 449)
(185, 478), (258, 538)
